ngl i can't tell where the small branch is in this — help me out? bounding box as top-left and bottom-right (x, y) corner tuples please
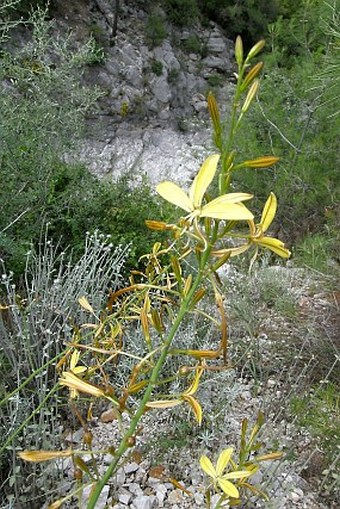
(1, 208), (31, 234)
(256, 98), (301, 152)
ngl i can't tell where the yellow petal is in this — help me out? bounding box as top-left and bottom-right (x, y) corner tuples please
(216, 448), (233, 476)
(70, 350), (80, 370)
(257, 237), (291, 258)
(183, 367), (203, 396)
(18, 449), (73, 462)
(48, 500), (63, 509)
(189, 154), (220, 207)
(60, 372), (105, 398)
(214, 192), (253, 204)
(78, 296), (94, 314)
(255, 452), (283, 461)
(218, 478), (240, 498)
(182, 395), (203, 425)
(73, 366), (87, 374)
(201, 201), (254, 220)
(212, 244), (250, 258)
(146, 399), (182, 409)
(156, 182), (193, 212)
(223, 470), (252, 480)
(260, 192), (277, 232)
(200, 455), (217, 478)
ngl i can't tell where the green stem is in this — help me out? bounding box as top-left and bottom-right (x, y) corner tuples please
(87, 253), (211, 509)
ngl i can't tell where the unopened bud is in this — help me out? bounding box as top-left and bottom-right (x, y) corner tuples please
(126, 436), (136, 447)
(241, 79), (259, 114)
(235, 35), (243, 66)
(83, 431), (93, 446)
(247, 40), (265, 60)
(241, 62), (264, 90)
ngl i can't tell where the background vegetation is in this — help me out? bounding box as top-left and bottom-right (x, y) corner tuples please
(0, 0), (339, 506)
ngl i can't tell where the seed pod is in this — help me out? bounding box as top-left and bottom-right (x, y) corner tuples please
(191, 288), (206, 306)
(179, 366), (190, 376)
(171, 256), (182, 283)
(183, 274), (192, 297)
(74, 468), (83, 481)
(83, 431), (93, 446)
(126, 436), (136, 447)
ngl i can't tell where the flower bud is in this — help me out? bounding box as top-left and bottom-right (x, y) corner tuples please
(235, 35), (243, 66)
(247, 40), (265, 60)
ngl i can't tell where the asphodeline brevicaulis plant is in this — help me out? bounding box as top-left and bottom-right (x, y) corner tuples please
(16, 37), (289, 508)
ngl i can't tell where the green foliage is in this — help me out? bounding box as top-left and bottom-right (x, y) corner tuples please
(182, 33), (205, 54)
(151, 58), (163, 75)
(228, 3), (340, 261)
(0, 9), (171, 279)
(198, 0), (279, 45)
(206, 72), (225, 88)
(164, 0), (200, 26)
(145, 8), (167, 48)
(0, 233), (128, 503)
(291, 383), (340, 461)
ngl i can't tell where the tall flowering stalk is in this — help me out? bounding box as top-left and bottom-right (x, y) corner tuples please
(17, 37), (289, 509)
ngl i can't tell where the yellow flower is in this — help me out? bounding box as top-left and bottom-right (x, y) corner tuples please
(146, 367), (203, 424)
(249, 193), (291, 258)
(18, 449), (73, 462)
(62, 349), (87, 398)
(59, 371), (105, 398)
(200, 448), (251, 499)
(156, 155), (253, 222)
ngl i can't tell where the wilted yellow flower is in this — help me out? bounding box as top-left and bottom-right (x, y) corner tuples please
(146, 367), (204, 424)
(78, 296), (94, 314)
(59, 371), (105, 398)
(18, 449), (73, 462)
(200, 448), (251, 499)
(65, 350), (87, 398)
(156, 155), (253, 222)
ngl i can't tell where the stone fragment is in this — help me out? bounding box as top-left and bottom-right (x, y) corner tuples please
(131, 495), (158, 509)
(118, 487), (132, 505)
(124, 462), (140, 474)
(100, 406), (121, 422)
(82, 484), (109, 509)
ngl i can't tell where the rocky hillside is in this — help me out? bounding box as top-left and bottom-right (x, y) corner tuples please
(49, 0), (236, 184)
